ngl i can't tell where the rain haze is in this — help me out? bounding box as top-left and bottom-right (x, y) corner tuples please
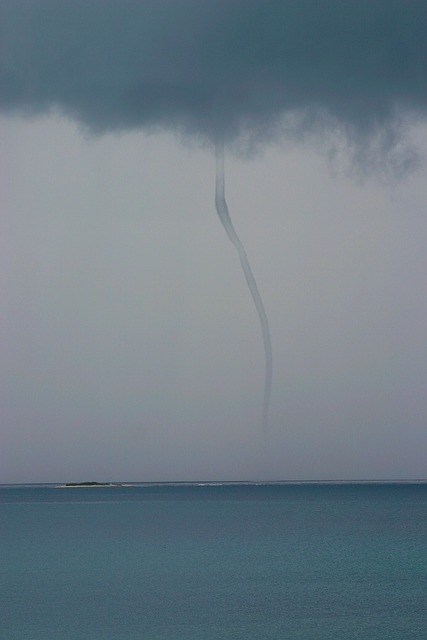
(1, 0), (427, 483)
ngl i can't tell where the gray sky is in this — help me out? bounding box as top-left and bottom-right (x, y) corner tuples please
(1, 1), (427, 482)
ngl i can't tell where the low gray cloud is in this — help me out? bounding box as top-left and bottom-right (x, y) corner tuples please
(1, 0), (426, 162)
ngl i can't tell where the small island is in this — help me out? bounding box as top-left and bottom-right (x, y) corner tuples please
(60, 481), (124, 487)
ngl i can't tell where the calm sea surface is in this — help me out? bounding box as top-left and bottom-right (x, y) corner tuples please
(1, 483), (426, 639)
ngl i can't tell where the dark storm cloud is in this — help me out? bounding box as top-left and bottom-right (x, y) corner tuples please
(1, 0), (426, 152)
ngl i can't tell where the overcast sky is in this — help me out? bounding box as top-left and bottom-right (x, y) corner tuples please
(1, 1), (427, 483)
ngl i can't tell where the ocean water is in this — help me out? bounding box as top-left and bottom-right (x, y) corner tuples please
(1, 483), (426, 640)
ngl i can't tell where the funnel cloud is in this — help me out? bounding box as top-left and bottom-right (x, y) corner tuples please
(215, 140), (272, 433)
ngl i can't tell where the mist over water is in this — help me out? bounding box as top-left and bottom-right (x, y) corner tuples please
(215, 140), (273, 434)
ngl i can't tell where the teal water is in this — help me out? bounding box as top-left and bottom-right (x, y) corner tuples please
(1, 483), (426, 639)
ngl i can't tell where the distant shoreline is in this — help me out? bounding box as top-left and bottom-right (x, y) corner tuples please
(2, 479), (426, 488)
(51, 479), (427, 489)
